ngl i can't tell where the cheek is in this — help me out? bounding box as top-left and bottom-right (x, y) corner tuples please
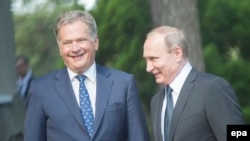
(59, 48), (68, 56)
(89, 47), (97, 57)
(159, 63), (171, 75)
(154, 62), (165, 70)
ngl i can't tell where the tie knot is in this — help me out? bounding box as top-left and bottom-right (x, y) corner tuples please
(166, 85), (173, 96)
(76, 75), (87, 83)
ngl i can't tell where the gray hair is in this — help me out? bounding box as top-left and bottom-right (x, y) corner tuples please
(54, 10), (98, 41)
(147, 26), (189, 59)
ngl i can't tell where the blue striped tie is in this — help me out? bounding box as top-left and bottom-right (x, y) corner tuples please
(76, 75), (94, 137)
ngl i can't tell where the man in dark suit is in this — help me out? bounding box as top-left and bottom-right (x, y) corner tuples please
(24, 10), (149, 141)
(143, 26), (245, 141)
(16, 55), (33, 99)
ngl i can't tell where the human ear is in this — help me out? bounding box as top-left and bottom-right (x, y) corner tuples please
(174, 46), (183, 61)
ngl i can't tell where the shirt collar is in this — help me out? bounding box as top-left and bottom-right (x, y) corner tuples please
(67, 62), (96, 82)
(170, 62), (192, 94)
(18, 69), (32, 82)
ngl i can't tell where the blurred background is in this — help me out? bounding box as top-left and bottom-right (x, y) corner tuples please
(0, 0), (249, 140)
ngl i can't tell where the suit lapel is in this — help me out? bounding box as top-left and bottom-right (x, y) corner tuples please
(155, 89), (165, 141)
(92, 65), (113, 137)
(53, 68), (86, 131)
(169, 68), (197, 140)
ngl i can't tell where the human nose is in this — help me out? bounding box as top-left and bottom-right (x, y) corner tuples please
(72, 41), (80, 51)
(146, 61), (153, 73)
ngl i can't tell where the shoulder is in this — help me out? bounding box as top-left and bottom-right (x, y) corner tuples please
(96, 64), (133, 79)
(188, 69), (234, 96)
(191, 68), (230, 85)
(203, 73), (229, 85)
(32, 68), (65, 84)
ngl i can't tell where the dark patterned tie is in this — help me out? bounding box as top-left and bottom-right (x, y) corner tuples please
(76, 75), (94, 137)
(164, 85), (173, 141)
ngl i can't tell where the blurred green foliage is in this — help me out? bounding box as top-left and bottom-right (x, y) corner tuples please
(198, 0), (250, 60)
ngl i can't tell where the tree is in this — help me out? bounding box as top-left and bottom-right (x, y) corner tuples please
(149, 0), (205, 71)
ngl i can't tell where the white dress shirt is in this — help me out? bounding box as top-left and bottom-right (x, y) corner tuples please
(67, 62), (97, 117)
(17, 69), (32, 98)
(161, 62), (192, 140)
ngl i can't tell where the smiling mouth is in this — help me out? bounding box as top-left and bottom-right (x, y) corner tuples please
(72, 52), (86, 59)
(153, 72), (160, 76)
(71, 54), (82, 59)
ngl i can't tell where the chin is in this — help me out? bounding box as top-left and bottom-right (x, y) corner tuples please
(155, 79), (163, 85)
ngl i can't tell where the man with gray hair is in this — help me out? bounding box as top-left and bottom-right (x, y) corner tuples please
(24, 10), (149, 141)
(143, 26), (245, 141)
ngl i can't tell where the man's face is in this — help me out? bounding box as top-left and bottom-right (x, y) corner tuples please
(58, 20), (98, 74)
(143, 35), (178, 85)
(16, 60), (28, 78)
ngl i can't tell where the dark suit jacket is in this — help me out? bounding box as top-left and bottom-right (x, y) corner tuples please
(24, 64), (149, 141)
(151, 68), (245, 141)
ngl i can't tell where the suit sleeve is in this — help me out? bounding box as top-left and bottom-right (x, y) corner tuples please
(24, 81), (47, 141)
(126, 75), (150, 141)
(206, 77), (245, 141)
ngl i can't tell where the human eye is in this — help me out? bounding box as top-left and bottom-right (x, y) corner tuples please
(77, 38), (87, 44)
(62, 41), (72, 48)
(149, 57), (158, 62)
(145, 57), (156, 64)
